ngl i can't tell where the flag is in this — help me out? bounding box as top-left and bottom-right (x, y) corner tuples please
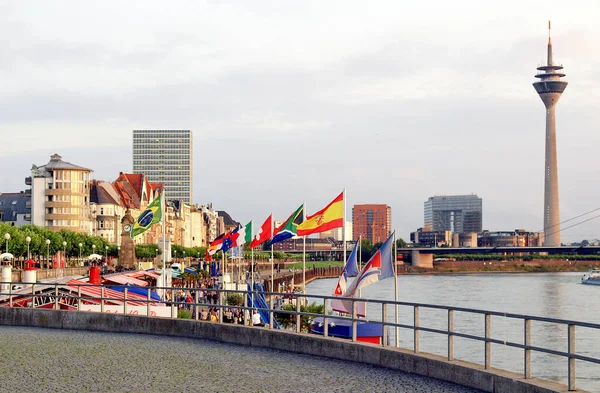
(231, 221), (253, 248)
(131, 193), (163, 238)
(221, 227), (238, 253)
(208, 233), (225, 255)
(296, 192), (343, 237)
(333, 240), (359, 296)
(250, 214), (272, 249)
(343, 233), (394, 297)
(269, 204), (304, 246)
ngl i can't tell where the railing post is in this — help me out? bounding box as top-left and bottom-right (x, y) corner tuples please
(485, 313), (491, 369)
(524, 319), (531, 379)
(100, 286), (105, 313)
(172, 288), (177, 319)
(77, 286), (81, 311)
(448, 309), (454, 361)
(194, 289), (199, 321)
(124, 287), (128, 315)
(54, 285), (59, 310)
(352, 300), (357, 342)
(218, 290), (223, 323)
(414, 306), (420, 353)
(382, 303), (388, 347)
(269, 295), (274, 328)
(31, 283), (35, 308)
(9, 284), (12, 307)
(147, 287), (151, 317)
(568, 324), (576, 391)
(296, 295), (301, 333)
(323, 298), (329, 338)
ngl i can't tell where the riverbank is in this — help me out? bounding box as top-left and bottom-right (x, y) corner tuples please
(400, 259), (600, 275)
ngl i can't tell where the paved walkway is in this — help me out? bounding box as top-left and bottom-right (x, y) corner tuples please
(0, 326), (482, 393)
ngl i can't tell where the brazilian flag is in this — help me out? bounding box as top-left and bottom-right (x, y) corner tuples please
(131, 193), (163, 238)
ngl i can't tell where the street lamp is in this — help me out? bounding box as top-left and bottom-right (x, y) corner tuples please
(183, 250), (186, 265)
(174, 250), (177, 263)
(105, 245), (108, 261)
(155, 248), (158, 257)
(62, 241), (67, 265)
(4, 233), (9, 253)
(25, 236), (31, 259)
(46, 239), (50, 269)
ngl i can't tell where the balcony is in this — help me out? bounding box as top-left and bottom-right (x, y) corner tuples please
(25, 177), (32, 186)
(24, 189), (31, 196)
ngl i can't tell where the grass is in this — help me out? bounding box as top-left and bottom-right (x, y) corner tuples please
(286, 261), (345, 269)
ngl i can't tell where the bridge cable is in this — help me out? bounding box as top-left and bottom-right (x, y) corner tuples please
(538, 207), (600, 233)
(543, 213), (600, 239)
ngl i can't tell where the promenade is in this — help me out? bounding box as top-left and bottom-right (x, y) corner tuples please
(0, 326), (481, 393)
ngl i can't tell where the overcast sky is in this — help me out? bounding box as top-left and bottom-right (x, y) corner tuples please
(1, 1), (599, 242)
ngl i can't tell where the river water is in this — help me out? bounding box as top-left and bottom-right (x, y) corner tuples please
(306, 272), (600, 392)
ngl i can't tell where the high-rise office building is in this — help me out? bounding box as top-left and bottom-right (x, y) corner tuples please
(352, 204), (392, 244)
(132, 130), (193, 204)
(424, 195), (482, 233)
(533, 22), (567, 246)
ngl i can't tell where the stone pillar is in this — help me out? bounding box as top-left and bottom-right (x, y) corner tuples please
(411, 251), (433, 269)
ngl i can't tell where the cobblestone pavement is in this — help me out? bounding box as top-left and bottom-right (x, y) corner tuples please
(0, 326), (483, 393)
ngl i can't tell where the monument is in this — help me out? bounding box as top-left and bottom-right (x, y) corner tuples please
(119, 208), (137, 269)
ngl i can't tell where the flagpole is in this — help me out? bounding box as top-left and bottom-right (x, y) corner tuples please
(162, 191), (167, 302)
(394, 230), (399, 348)
(251, 245), (254, 311)
(342, 188), (347, 268)
(358, 234), (362, 298)
(270, 213), (274, 294)
(302, 201), (306, 295)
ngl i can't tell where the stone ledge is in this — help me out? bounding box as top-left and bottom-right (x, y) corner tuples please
(0, 308), (580, 393)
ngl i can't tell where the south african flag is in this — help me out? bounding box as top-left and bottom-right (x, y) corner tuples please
(131, 193), (163, 238)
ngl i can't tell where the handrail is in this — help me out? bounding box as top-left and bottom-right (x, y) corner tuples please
(0, 281), (597, 391)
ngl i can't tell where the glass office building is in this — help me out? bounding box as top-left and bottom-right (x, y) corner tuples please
(133, 130), (193, 204)
(424, 195), (482, 233)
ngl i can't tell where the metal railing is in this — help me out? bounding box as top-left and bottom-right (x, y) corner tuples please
(1, 282), (599, 391)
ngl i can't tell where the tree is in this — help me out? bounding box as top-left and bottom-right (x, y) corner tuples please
(396, 238), (408, 249)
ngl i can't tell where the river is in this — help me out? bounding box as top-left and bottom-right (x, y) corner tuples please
(306, 272), (600, 392)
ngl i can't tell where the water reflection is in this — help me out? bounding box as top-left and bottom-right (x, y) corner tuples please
(307, 272), (600, 392)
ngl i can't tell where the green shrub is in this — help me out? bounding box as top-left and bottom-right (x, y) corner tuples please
(225, 293), (244, 306)
(178, 308), (193, 319)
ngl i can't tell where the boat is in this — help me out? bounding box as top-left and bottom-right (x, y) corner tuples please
(581, 269), (600, 285)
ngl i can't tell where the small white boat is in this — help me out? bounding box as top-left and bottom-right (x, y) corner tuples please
(581, 269), (600, 285)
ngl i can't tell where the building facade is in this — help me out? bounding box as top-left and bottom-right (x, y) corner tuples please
(317, 221), (353, 242)
(424, 195), (482, 234)
(352, 204), (392, 244)
(132, 130), (193, 204)
(28, 154), (93, 234)
(0, 192), (30, 225)
(410, 228), (453, 248)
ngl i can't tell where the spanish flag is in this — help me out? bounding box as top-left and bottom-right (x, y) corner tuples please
(297, 192), (344, 236)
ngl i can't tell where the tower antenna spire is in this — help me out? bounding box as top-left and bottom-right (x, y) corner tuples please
(548, 20), (552, 43)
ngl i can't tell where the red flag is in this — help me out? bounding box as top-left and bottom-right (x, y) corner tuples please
(250, 214), (272, 249)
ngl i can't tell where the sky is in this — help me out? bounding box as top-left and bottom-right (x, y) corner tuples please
(0, 0), (599, 242)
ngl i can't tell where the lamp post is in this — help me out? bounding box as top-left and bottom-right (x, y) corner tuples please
(3, 233), (9, 253)
(46, 239), (50, 269)
(174, 250), (177, 264)
(105, 245), (108, 262)
(25, 236), (31, 260)
(155, 248), (158, 257)
(62, 241), (67, 265)
(183, 251), (186, 267)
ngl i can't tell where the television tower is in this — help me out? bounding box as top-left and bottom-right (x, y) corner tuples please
(533, 21), (567, 246)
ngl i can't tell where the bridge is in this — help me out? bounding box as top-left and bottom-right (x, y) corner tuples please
(400, 246), (600, 268)
(0, 281), (597, 392)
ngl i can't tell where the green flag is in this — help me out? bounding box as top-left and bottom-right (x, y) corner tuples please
(131, 193), (163, 238)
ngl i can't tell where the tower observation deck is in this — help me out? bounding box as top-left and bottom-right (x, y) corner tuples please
(533, 21), (567, 246)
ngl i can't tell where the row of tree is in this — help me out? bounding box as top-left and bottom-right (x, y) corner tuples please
(0, 223), (208, 261)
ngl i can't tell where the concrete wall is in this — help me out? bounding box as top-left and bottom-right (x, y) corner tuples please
(411, 251), (433, 268)
(0, 307), (574, 393)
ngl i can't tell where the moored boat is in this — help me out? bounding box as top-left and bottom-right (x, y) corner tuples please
(581, 269), (600, 285)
